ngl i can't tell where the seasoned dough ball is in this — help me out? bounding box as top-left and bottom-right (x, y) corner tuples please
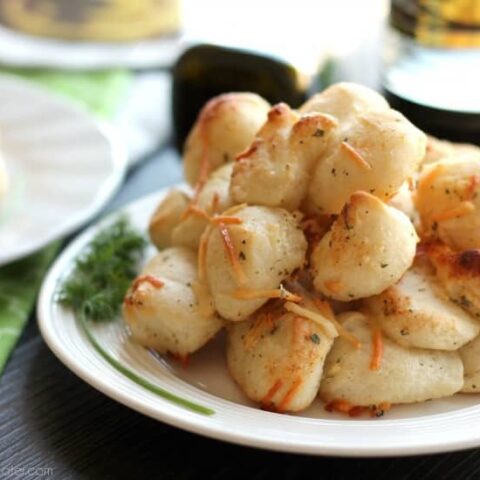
(311, 191), (418, 301)
(172, 163), (234, 249)
(428, 242), (480, 319)
(123, 247), (223, 357)
(319, 312), (464, 406)
(416, 158), (480, 250)
(183, 92), (270, 185)
(365, 265), (479, 350)
(423, 135), (480, 165)
(227, 309), (334, 412)
(459, 335), (480, 392)
(230, 103), (337, 210)
(306, 109), (426, 214)
(300, 82), (388, 120)
(148, 190), (191, 250)
(205, 205), (307, 322)
(388, 181), (417, 223)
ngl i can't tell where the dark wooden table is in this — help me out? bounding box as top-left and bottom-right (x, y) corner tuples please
(1, 147), (480, 480)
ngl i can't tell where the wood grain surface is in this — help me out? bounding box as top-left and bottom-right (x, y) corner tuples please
(1, 149), (480, 480)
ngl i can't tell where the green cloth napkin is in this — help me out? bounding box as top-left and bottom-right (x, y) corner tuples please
(0, 68), (131, 376)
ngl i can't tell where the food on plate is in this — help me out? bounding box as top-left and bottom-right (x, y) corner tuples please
(123, 247), (223, 357)
(388, 181), (417, 223)
(183, 92), (270, 186)
(205, 205), (307, 322)
(123, 83), (480, 417)
(416, 157), (480, 250)
(172, 163), (234, 249)
(303, 83), (426, 215)
(459, 335), (480, 393)
(423, 135), (480, 165)
(319, 312), (464, 407)
(311, 191), (418, 301)
(427, 242), (480, 319)
(365, 264), (479, 350)
(230, 103), (336, 210)
(149, 189), (190, 249)
(230, 83), (426, 215)
(227, 305), (334, 412)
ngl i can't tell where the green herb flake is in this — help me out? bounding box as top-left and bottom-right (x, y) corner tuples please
(310, 333), (321, 344)
(59, 216), (147, 322)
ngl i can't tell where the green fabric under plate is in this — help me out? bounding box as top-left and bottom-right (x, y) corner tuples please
(0, 68), (131, 376)
(0, 67), (132, 118)
(0, 243), (59, 369)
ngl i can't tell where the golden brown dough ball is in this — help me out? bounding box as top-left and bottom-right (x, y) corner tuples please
(183, 92), (270, 186)
(365, 264), (479, 350)
(423, 135), (480, 165)
(416, 158), (480, 250)
(311, 191), (418, 301)
(230, 103), (337, 210)
(306, 109), (426, 215)
(227, 308), (334, 412)
(319, 312), (464, 406)
(148, 189), (190, 250)
(427, 242), (480, 320)
(205, 205), (307, 322)
(299, 82), (388, 120)
(459, 335), (480, 393)
(123, 247), (223, 357)
(172, 163), (234, 249)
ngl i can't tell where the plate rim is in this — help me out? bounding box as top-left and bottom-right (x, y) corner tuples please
(37, 189), (480, 458)
(0, 75), (127, 265)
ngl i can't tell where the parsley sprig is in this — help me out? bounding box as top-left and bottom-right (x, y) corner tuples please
(59, 216), (147, 322)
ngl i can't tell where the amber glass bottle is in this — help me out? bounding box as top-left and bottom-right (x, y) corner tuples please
(383, 0), (480, 143)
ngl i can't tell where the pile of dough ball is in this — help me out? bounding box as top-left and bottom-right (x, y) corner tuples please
(124, 83), (480, 416)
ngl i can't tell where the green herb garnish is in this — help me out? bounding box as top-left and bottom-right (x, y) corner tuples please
(59, 216), (214, 416)
(59, 216), (147, 322)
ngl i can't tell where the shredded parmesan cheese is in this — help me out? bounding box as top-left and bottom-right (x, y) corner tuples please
(232, 286), (302, 302)
(418, 164), (445, 192)
(370, 326), (384, 371)
(324, 280), (343, 294)
(217, 221), (248, 286)
(211, 216), (243, 225)
(313, 299), (361, 349)
(284, 302), (338, 338)
(325, 399), (353, 414)
(432, 201), (475, 222)
(277, 378), (303, 413)
(210, 192), (221, 214)
(261, 379), (283, 410)
(197, 226), (211, 282)
(130, 275), (164, 295)
(341, 141), (372, 171)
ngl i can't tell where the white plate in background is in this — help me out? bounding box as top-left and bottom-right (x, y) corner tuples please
(0, 75), (126, 265)
(0, 25), (183, 70)
(38, 189), (480, 457)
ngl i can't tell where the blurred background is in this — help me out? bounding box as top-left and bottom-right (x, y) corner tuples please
(0, 0), (477, 159)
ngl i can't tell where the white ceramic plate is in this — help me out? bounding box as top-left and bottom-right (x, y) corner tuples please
(38, 188), (480, 457)
(0, 75), (126, 265)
